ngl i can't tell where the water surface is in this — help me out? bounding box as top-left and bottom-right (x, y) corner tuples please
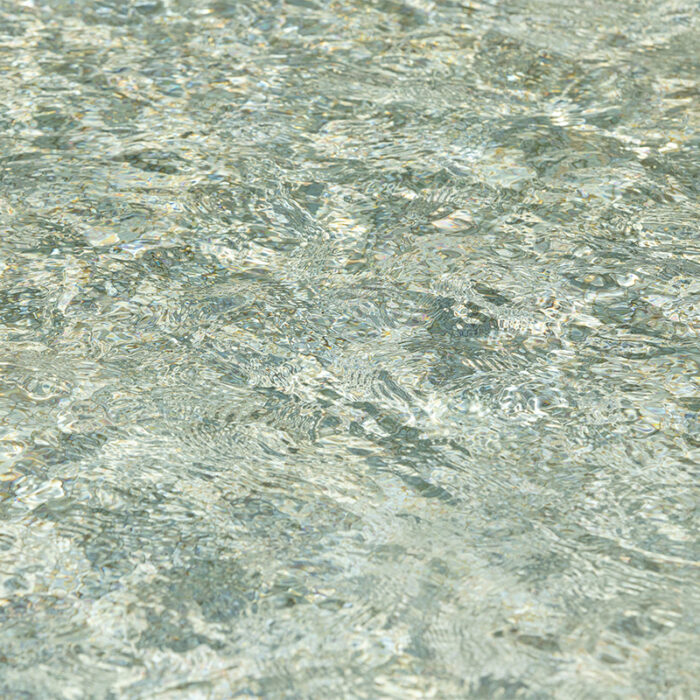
(0, 0), (698, 697)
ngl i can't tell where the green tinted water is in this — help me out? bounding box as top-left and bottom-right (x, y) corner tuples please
(0, 0), (698, 697)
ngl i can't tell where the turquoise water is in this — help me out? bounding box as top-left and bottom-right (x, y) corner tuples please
(0, 0), (698, 697)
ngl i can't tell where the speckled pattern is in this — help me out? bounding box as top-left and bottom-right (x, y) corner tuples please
(0, 1), (698, 698)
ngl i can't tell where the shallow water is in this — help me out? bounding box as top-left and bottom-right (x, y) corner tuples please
(0, 0), (699, 697)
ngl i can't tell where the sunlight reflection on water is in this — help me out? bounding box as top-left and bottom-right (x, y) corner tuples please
(0, 0), (698, 697)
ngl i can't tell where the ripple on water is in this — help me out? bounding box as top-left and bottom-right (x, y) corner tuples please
(0, 0), (698, 697)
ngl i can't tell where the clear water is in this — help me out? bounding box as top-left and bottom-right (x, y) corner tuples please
(0, 0), (698, 697)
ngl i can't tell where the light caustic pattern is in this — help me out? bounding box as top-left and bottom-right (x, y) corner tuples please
(0, 0), (698, 697)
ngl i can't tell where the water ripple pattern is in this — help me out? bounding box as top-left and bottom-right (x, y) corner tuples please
(0, 0), (698, 697)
